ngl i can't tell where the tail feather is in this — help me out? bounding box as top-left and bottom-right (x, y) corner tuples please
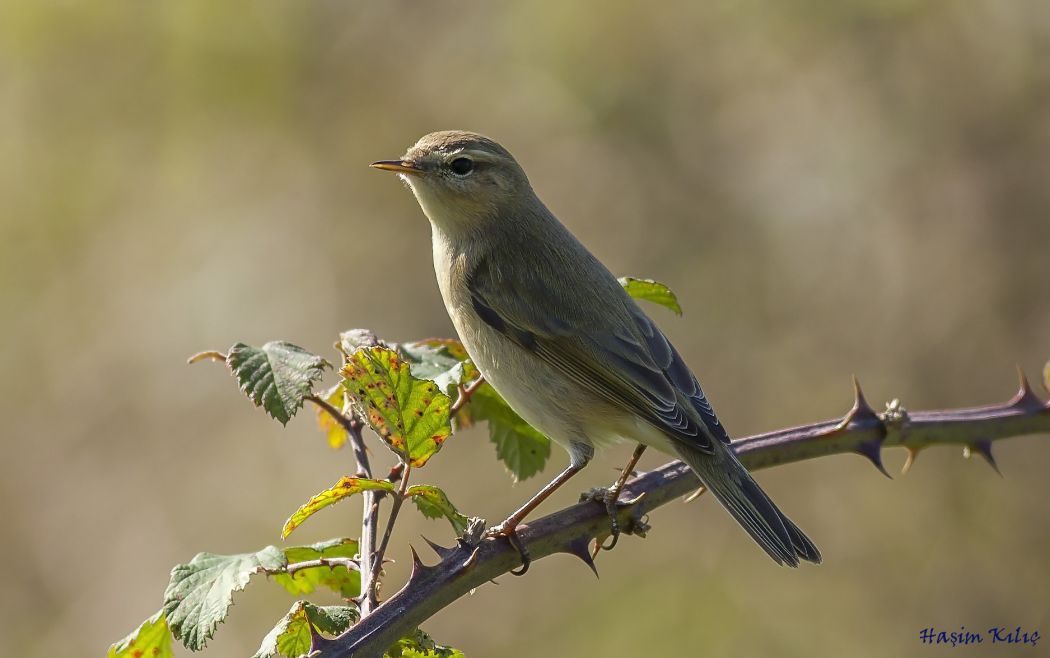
(676, 444), (820, 567)
(783, 515), (822, 564)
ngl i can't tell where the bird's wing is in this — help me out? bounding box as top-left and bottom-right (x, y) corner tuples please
(466, 255), (729, 454)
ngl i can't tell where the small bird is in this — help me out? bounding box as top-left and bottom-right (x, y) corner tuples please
(372, 131), (820, 572)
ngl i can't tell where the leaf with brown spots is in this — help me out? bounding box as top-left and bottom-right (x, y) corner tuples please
(342, 347), (453, 467)
(282, 477), (396, 538)
(108, 610), (173, 658)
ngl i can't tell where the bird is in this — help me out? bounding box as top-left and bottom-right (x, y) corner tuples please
(371, 130), (820, 573)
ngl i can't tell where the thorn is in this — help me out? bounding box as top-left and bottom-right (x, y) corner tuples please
(901, 446), (921, 475)
(964, 439), (1002, 476)
(683, 486), (707, 503)
(834, 375), (880, 431)
(1010, 366), (1044, 411)
(460, 547), (480, 571)
(308, 619), (330, 653)
(856, 439), (891, 479)
(566, 536), (599, 578)
(619, 491), (646, 508)
(408, 545), (427, 578)
(421, 536), (457, 561)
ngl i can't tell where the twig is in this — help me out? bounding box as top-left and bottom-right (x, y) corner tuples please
(272, 557), (360, 576)
(372, 463), (413, 579)
(319, 372), (1050, 658)
(449, 376), (485, 416)
(186, 350), (228, 364)
(306, 394), (382, 614)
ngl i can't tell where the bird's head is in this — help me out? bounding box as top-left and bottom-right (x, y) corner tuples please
(371, 131), (533, 232)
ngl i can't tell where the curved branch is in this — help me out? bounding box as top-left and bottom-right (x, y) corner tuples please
(322, 372), (1050, 658)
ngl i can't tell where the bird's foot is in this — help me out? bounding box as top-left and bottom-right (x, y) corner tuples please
(580, 487), (646, 551)
(484, 521), (531, 575)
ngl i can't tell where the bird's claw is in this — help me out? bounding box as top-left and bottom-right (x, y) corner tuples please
(485, 521), (531, 575)
(580, 486), (647, 552)
(580, 487), (623, 551)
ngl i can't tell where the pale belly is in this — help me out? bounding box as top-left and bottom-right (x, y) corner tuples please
(453, 305), (588, 446)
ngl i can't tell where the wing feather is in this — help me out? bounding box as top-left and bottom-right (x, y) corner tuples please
(467, 255), (728, 453)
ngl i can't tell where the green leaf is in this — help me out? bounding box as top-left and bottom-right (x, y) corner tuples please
(273, 538), (361, 598)
(469, 384), (551, 482)
(407, 485), (469, 535)
(282, 476), (396, 538)
(618, 277), (683, 315)
(227, 341), (331, 425)
(342, 346), (453, 467)
(108, 610), (173, 658)
(385, 628), (465, 658)
(314, 383), (350, 449)
(254, 601), (358, 658)
(164, 546), (287, 651)
(397, 339), (478, 395)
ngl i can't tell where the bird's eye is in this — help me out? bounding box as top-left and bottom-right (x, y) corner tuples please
(449, 157), (474, 176)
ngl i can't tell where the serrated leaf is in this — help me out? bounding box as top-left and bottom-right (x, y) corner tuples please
(407, 485), (469, 535)
(108, 610), (173, 658)
(469, 384), (551, 482)
(273, 538), (361, 598)
(254, 601), (358, 658)
(342, 346), (453, 467)
(227, 341), (330, 425)
(618, 277), (683, 315)
(385, 628), (465, 658)
(164, 546), (287, 651)
(282, 477), (396, 538)
(314, 383), (350, 449)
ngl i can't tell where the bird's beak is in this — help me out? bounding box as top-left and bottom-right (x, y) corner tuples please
(369, 159), (424, 175)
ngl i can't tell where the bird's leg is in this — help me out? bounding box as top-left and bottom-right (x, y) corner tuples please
(587, 443), (647, 551)
(486, 461), (587, 576)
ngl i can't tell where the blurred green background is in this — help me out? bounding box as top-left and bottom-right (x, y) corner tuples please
(2, 1), (1048, 656)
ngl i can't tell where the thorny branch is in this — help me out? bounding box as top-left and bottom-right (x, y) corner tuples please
(320, 370), (1050, 658)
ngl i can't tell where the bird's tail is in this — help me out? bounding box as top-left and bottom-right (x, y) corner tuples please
(675, 443), (821, 567)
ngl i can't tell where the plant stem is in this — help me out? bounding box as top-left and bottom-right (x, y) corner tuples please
(372, 462), (413, 579)
(449, 376), (485, 416)
(306, 394), (382, 614)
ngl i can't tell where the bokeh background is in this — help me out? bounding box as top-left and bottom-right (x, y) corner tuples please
(2, 1), (1048, 656)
